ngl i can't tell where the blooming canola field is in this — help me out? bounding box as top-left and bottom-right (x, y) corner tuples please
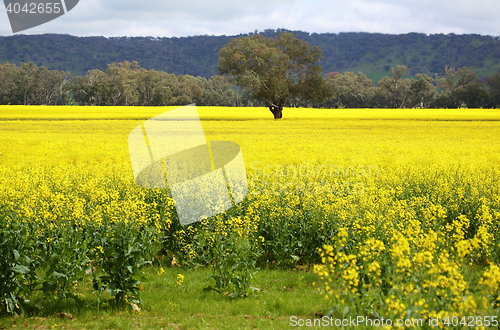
(1, 106), (500, 324)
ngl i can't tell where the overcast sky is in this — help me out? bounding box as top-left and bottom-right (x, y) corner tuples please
(1, 0), (499, 37)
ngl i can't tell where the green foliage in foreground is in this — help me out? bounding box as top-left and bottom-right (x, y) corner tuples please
(0, 266), (322, 330)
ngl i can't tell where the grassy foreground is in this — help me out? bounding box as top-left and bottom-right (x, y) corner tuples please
(1, 106), (500, 329)
(0, 266), (321, 329)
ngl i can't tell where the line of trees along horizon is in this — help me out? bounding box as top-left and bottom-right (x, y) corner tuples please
(1, 60), (500, 109)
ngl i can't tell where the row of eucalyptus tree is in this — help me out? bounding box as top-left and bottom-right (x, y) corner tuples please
(1, 61), (499, 109)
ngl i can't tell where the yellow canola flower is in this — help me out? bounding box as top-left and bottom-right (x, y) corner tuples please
(479, 264), (500, 291)
(176, 274), (185, 286)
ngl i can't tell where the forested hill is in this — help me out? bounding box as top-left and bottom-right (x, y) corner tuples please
(1, 29), (500, 82)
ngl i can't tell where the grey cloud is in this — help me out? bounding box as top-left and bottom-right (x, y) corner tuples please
(0, 0), (498, 37)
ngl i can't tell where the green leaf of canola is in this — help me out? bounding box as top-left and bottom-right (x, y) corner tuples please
(53, 271), (65, 279)
(343, 306), (349, 318)
(11, 264), (29, 274)
(13, 250), (20, 262)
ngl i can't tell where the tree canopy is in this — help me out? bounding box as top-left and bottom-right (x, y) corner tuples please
(218, 32), (332, 119)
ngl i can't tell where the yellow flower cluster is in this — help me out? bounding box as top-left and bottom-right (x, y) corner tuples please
(176, 274), (185, 286)
(479, 264), (500, 292)
(313, 170), (500, 318)
(0, 164), (172, 239)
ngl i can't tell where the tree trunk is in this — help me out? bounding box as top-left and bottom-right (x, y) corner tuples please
(400, 94), (407, 109)
(269, 105), (283, 119)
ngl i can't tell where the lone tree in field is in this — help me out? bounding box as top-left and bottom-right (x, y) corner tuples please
(218, 32), (332, 119)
